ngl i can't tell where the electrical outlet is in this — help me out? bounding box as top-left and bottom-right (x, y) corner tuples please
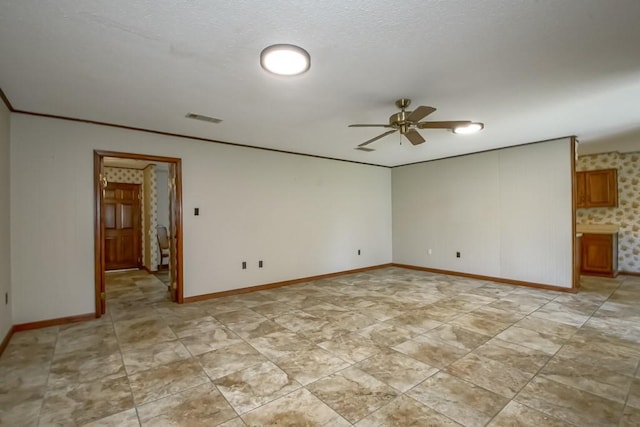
(456, 251), (461, 258)
(428, 249), (432, 255)
(357, 249), (361, 255)
(259, 260), (263, 268)
(242, 261), (247, 269)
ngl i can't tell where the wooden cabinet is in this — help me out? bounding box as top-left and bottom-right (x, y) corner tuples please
(580, 232), (618, 277)
(576, 169), (617, 208)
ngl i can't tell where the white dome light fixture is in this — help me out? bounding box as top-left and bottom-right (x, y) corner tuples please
(260, 44), (310, 76)
(453, 122), (484, 135)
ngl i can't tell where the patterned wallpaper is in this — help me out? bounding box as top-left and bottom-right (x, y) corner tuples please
(576, 151), (640, 272)
(104, 166), (159, 271)
(144, 165), (159, 270)
(104, 167), (144, 183)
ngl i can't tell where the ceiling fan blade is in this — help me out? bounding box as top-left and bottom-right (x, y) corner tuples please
(407, 106), (436, 122)
(349, 124), (393, 128)
(417, 121), (472, 129)
(358, 130), (397, 147)
(404, 129), (425, 145)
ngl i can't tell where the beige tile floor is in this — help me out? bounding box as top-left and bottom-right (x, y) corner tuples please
(1, 267), (640, 426)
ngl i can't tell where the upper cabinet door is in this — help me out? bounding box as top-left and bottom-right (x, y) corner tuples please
(583, 168), (617, 208)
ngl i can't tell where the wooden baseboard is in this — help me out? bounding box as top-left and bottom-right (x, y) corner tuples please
(13, 313), (96, 332)
(0, 326), (14, 356)
(392, 263), (578, 293)
(183, 264), (393, 303)
(618, 271), (640, 277)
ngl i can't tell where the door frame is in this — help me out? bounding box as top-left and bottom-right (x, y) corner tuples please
(94, 150), (184, 317)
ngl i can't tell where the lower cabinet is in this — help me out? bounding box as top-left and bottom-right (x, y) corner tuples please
(580, 233), (618, 277)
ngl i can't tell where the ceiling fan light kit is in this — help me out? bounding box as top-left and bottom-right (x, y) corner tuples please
(349, 98), (483, 151)
(260, 44), (310, 76)
(452, 122), (484, 135)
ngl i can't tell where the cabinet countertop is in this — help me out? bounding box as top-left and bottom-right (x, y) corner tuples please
(576, 224), (619, 234)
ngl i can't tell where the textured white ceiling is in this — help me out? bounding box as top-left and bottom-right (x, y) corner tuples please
(1, 0), (640, 166)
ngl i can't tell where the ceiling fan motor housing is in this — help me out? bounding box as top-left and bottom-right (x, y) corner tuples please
(390, 111), (411, 134)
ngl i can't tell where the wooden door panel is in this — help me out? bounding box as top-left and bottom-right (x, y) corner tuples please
(105, 236), (118, 265)
(104, 203), (116, 229)
(584, 243), (610, 270)
(119, 234), (137, 262)
(120, 204), (135, 229)
(118, 188), (138, 201)
(586, 173), (610, 205)
(104, 182), (141, 270)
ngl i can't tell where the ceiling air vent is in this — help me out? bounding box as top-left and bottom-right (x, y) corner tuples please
(185, 112), (222, 124)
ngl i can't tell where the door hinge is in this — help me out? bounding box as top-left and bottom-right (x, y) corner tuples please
(100, 292), (106, 300)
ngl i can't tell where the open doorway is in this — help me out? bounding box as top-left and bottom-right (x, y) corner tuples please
(94, 150), (184, 318)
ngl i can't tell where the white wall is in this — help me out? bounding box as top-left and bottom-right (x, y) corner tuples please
(0, 103), (11, 338)
(10, 115), (392, 323)
(392, 138), (574, 288)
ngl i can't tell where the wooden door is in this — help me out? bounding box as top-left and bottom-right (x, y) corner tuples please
(104, 182), (142, 270)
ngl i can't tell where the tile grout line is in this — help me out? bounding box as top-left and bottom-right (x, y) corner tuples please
(19, 268), (636, 426)
(112, 311), (144, 427)
(500, 276), (625, 426)
(34, 326), (60, 426)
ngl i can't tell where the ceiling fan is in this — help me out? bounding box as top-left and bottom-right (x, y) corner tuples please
(349, 98), (483, 151)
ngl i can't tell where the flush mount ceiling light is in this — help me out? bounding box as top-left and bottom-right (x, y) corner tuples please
(452, 122), (484, 135)
(260, 44), (310, 76)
